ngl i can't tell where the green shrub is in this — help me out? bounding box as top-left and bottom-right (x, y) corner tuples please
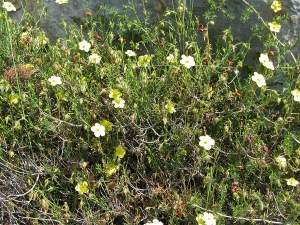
(0, 0), (299, 224)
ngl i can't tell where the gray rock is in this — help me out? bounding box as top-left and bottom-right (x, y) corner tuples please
(10, 0), (175, 42)
(189, 0), (299, 64)
(8, 0), (300, 63)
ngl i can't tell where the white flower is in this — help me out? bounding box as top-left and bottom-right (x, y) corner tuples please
(88, 53), (101, 64)
(3, 2), (16, 11)
(167, 54), (176, 63)
(202, 212), (216, 225)
(275, 156), (287, 168)
(48, 76), (62, 86)
(112, 97), (125, 108)
(199, 135), (215, 150)
(291, 89), (300, 102)
(78, 40), (91, 52)
(259, 53), (274, 70)
(145, 219), (163, 225)
(264, 60), (275, 70)
(286, 178), (299, 187)
(55, 0), (69, 4)
(251, 72), (266, 87)
(180, 55), (195, 68)
(125, 50), (136, 57)
(91, 123), (105, 137)
(259, 53), (269, 65)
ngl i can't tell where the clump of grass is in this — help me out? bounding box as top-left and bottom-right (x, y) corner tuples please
(0, 0), (299, 224)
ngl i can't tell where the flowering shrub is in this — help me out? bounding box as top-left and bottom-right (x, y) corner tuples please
(0, 0), (299, 224)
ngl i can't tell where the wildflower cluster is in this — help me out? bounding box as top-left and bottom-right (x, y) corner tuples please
(1, 0), (299, 224)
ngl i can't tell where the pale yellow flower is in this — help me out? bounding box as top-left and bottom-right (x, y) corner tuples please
(199, 135), (215, 150)
(275, 156), (287, 169)
(105, 163), (119, 177)
(259, 53), (274, 70)
(251, 72), (266, 87)
(196, 214), (205, 225)
(166, 54), (176, 63)
(100, 120), (113, 131)
(291, 89), (300, 102)
(55, 0), (69, 4)
(145, 219), (163, 225)
(196, 212), (216, 225)
(109, 89), (122, 99)
(137, 54), (152, 67)
(91, 123), (105, 137)
(75, 181), (89, 194)
(9, 95), (19, 104)
(125, 50), (136, 57)
(115, 146), (126, 158)
(78, 40), (91, 52)
(268, 21), (281, 33)
(202, 212), (216, 225)
(180, 55), (195, 68)
(286, 178), (299, 187)
(112, 97), (125, 108)
(48, 76), (62, 86)
(165, 102), (176, 114)
(3, 2), (16, 11)
(88, 53), (101, 64)
(271, 0), (282, 13)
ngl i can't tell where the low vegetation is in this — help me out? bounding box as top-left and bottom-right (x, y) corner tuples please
(0, 0), (299, 224)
